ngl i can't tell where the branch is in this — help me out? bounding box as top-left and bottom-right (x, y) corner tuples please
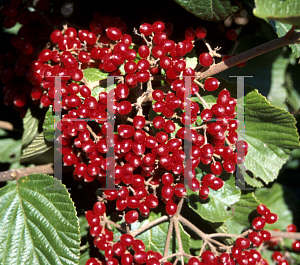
(194, 92), (210, 109)
(178, 215), (207, 240)
(164, 219), (174, 257)
(0, 163), (54, 182)
(130, 215), (169, 237)
(0, 121), (14, 131)
(196, 31), (300, 80)
(269, 230), (300, 240)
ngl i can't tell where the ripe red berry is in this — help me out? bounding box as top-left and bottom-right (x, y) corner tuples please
(204, 77), (219, 91)
(286, 224), (297, 233)
(125, 210), (139, 224)
(252, 217), (266, 230)
(195, 26), (207, 39)
(292, 240), (300, 252)
(106, 27), (122, 41)
(265, 213), (278, 224)
(199, 53), (213, 67)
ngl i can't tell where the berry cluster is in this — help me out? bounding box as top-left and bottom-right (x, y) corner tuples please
(86, 200), (164, 265)
(0, 0), (58, 116)
(4, 5), (284, 265)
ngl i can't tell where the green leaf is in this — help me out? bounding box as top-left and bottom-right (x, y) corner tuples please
(225, 192), (259, 234)
(285, 62), (300, 111)
(271, 21), (300, 58)
(22, 108), (39, 148)
(254, 0), (300, 25)
(187, 175), (241, 223)
(173, 0), (239, 21)
(0, 129), (22, 163)
(20, 132), (54, 164)
(255, 183), (300, 230)
(43, 106), (55, 143)
(82, 68), (108, 83)
(242, 86), (300, 186)
(0, 174), (80, 265)
(264, 53), (289, 110)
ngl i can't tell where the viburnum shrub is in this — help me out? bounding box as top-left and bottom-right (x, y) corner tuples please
(1, 0), (300, 265)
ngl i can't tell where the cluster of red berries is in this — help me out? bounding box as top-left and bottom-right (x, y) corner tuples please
(0, 0), (60, 117)
(85, 201), (165, 265)
(1, 4), (264, 264)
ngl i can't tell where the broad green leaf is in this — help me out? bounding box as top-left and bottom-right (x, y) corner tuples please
(254, 0), (300, 25)
(0, 174), (80, 265)
(225, 192), (259, 234)
(271, 21), (300, 58)
(82, 68), (108, 83)
(22, 108), (39, 148)
(265, 53), (289, 110)
(187, 175), (241, 223)
(0, 129), (22, 163)
(20, 132), (54, 164)
(173, 0), (239, 21)
(255, 183), (300, 230)
(43, 106), (55, 142)
(285, 63), (300, 111)
(242, 86), (299, 186)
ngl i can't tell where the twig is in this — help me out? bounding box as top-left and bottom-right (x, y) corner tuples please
(0, 121), (14, 131)
(174, 217), (184, 253)
(164, 219), (174, 257)
(0, 163), (54, 182)
(105, 219), (126, 233)
(269, 230), (300, 240)
(130, 215), (168, 237)
(159, 252), (193, 263)
(178, 215), (207, 240)
(196, 30), (300, 80)
(194, 92), (210, 109)
(86, 125), (100, 142)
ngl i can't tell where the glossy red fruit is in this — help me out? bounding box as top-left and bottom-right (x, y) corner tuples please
(252, 217), (266, 230)
(125, 210), (139, 224)
(195, 26), (207, 39)
(199, 53), (213, 67)
(106, 27), (122, 41)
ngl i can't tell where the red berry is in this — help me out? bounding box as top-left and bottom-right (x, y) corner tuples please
(204, 77), (219, 91)
(125, 210), (139, 224)
(292, 240), (300, 252)
(252, 217), (266, 230)
(199, 53), (213, 67)
(106, 27), (122, 41)
(235, 237), (251, 249)
(195, 26), (207, 39)
(265, 213), (278, 224)
(201, 250), (214, 262)
(286, 224), (297, 233)
(226, 29), (238, 41)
